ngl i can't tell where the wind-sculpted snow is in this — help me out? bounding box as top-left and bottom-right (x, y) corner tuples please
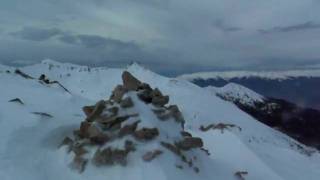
(0, 60), (320, 180)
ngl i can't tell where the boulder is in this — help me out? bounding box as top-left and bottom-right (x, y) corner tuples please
(110, 85), (127, 102)
(134, 127), (159, 141)
(93, 147), (128, 166)
(142, 150), (163, 162)
(122, 71), (141, 91)
(86, 100), (106, 122)
(99, 115), (132, 130)
(153, 108), (171, 121)
(151, 88), (169, 106)
(87, 124), (109, 144)
(175, 137), (203, 151)
(82, 106), (94, 117)
(168, 105), (185, 127)
(137, 89), (153, 103)
(118, 120), (141, 137)
(79, 121), (91, 138)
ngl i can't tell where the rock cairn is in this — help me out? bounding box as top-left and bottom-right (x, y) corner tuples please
(59, 71), (205, 173)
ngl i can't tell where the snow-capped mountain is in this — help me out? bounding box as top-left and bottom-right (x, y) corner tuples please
(1, 60), (320, 180)
(179, 70), (320, 110)
(179, 69), (320, 80)
(208, 83), (265, 107)
(209, 83), (320, 150)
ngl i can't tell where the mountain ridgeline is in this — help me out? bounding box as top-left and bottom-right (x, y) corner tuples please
(180, 71), (320, 110)
(210, 83), (320, 150)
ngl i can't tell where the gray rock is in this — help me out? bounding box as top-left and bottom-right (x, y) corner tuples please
(142, 150), (163, 162)
(118, 120), (141, 137)
(168, 105), (185, 127)
(137, 89), (153, 103)
(92, 148), (128, 166)
(138, 83), (152, 91)
(79, 121), (91, 138)
(134, 127), (159, 141)
(86, 100), (106, 122)
(122, 71), (141, 91)
(82, 105), (94, 117)
(87, 124), (109, 144)
(175, 137), (203, 151)
(110, 85), (127, 103)
(151, 88), (169, 106)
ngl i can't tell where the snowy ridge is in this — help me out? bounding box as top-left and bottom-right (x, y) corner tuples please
(179, 69), (320, 80)
(0, 60), (320, 180)
(207, 83), (265, 107)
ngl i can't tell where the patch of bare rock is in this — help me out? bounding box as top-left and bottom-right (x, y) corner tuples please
(59, 71), (206, 174)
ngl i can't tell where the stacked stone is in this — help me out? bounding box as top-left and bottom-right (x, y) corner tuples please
(59, 71), (205, 173)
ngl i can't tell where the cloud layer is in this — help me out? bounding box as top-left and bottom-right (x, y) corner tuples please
(1, 0), (320, 74)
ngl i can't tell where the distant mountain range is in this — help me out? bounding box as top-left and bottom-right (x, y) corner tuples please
(208, 83), (320, 150)
(179, 70), (320, 110)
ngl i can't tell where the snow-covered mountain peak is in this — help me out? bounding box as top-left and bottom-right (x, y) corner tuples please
(207, 83), (265, 107)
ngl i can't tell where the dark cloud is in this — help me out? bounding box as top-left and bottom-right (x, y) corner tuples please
(1, 0), (320, 74)
(10, 27), (64, 41)
(76, 35), (139, 49)
(59, 34), (141, 53)
(259, 21), (320, 34)
(11, 27), (140, 52)
(58, 34), (78, 44)
(213, 20), (242, 32)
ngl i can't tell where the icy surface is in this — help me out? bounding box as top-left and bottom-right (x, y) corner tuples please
(0, 60), (320, 180)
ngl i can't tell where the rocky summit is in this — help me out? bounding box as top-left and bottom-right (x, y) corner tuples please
(60, 71), (204, 173)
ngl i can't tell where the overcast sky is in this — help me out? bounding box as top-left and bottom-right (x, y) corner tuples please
(1, 0), (320, 75)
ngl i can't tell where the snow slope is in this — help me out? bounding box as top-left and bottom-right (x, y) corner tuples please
(0, 60), (320, 180)
(179, 69), (320, 80)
